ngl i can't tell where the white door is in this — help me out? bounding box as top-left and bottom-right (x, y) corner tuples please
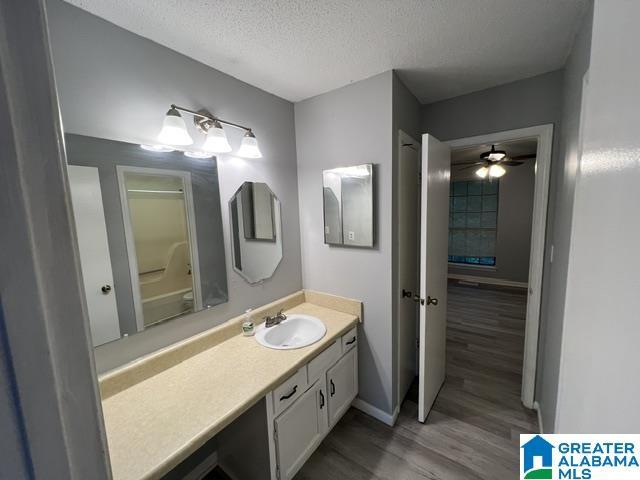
(67, 166), (120, 346)
(274, 378), (328, 480)
(397, 133), (421, 405)
(418, 134), (451, 423)
(327, 347), (358, 427)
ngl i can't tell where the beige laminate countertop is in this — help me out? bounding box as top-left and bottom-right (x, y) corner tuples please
(101, 301), (359, 480)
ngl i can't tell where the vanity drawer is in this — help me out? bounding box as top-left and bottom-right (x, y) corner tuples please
(307, 340), (341, 384)
(341, 327), (357, 353)
(273, 368), (307, 416)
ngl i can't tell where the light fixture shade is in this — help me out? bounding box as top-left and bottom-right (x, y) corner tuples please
(157, 108), (193, 146)
(237, 131), (263, 158)
(488, 164), (506, 178)
(202, 121), (232, 153)
(475, 166), (489, 178)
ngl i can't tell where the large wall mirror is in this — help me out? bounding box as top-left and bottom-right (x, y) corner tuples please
(322, 164), (374, 247)
(229, 182), (283, 283)
(65, 134), (228, 347)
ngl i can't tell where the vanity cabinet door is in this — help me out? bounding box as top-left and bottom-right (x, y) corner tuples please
(274, 377), (328, 480)
(327, 347), (358, 428)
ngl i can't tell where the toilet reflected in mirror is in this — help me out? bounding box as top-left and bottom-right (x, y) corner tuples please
(229, 182), (283, 283)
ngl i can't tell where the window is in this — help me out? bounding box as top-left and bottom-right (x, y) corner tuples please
(448, 179), (499, 266)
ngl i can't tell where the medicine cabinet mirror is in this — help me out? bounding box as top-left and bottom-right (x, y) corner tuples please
(322, 164), (374, 247)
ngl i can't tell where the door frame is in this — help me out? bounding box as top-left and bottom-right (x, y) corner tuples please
(116, 165), (203, 331)
(395, 129), (421, 410)
(446, 124), (554, 409)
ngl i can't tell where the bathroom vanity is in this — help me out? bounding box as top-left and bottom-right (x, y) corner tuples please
(98, 290), (361, 480)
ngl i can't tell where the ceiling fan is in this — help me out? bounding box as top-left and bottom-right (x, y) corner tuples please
(456, 145), (535, 178)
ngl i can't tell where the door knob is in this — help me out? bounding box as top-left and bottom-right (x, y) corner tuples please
(402, 289), (412, 298)
(101, 285), (112, 294)
(426, 296), (438, 306)
(413, 295), (425, 306)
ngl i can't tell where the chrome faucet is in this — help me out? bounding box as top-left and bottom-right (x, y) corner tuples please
(264, 309), (287, 328)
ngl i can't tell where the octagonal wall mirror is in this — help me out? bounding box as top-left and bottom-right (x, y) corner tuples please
(229, 182), (283, 283)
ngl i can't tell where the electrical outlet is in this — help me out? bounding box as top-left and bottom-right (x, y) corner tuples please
(348, 231), (355, 241)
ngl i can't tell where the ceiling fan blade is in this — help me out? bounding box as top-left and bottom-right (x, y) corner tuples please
(510, 153), (536, 160)
(502, 160), (524, 166)
(458, 163), (484, 170)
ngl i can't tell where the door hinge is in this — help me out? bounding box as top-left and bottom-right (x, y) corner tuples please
(273, 426), (278, 444)
(276, 465), (281, 480)
(416, 339), (420, 349)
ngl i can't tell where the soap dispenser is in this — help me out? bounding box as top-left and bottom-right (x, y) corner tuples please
(242, 308), (255, 336)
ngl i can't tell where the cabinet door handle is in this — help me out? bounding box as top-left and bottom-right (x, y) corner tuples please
(330, 379), (336, 397)
(346, 336), (356, 346)
(279, 385), (297, 401)
(319, 389), (325, 409)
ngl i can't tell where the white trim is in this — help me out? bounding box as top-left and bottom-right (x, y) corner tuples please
(448, 273), (528, 289)
(352, 398), (400, 427)
(447, 124), (554, 409)
(116, 166), (203, 331)
(533, 401), (544, 434)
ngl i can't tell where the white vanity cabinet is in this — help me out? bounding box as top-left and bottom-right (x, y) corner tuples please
(327, 347), (358, 428)
(266, 327), (358, 480)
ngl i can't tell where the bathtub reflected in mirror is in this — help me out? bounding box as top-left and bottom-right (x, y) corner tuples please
(66, 134), (228, 347)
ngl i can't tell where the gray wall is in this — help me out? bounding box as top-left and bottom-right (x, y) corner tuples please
(422, 70), (564, 141)
(536, 2), (593, 433)
(449, 161), (536, 284)
(65, 134), (229, 337)
(554, 0), (640, 433)
(295, 71), (395, 415)
(47, 0), (302, 373)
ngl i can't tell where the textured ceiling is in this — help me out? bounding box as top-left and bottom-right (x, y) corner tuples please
(63, 0), (587, 103)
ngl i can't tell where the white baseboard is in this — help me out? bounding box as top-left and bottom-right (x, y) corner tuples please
(352, 398), (399, 427)
(533, 401), (543, 434)
(448, 273), (528, 289)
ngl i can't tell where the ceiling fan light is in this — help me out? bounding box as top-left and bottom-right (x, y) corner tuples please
(482, 144), (506, 161)
(202, 120), (232, 153)
(475, 166), (489, 178)
(237, 131), (263, 158)
(157, 107), (193, 146)
(489, 164), (506, 178)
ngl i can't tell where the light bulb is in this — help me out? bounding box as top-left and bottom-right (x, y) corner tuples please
(475, 166), (489, 178)
(489, 164), (506, 178)
(202, 120), (232, 153)
(157, 107), (193, 146)
(237, 131), (263, 159)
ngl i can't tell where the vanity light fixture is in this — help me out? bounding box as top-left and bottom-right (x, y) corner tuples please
(201, 120), (232, 153)
(236, 131), (263, 159)
(157, 107), (194, 146)
(160, 104), (262, 158)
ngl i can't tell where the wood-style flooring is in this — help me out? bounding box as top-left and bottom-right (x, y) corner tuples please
(295, 282), (538, 479)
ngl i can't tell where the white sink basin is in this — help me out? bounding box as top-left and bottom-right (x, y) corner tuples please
(255, 314), (326, 350)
